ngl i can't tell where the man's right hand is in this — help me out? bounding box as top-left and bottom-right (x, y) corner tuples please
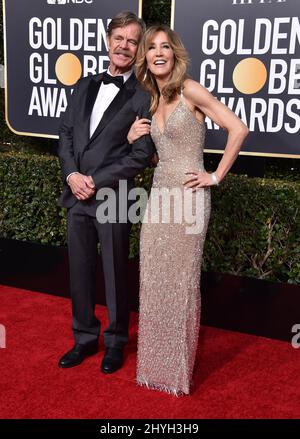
(68, 173), (95, 200)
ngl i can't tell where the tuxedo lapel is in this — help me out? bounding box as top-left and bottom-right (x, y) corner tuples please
(82, 73), (103, 144)
(88, 74), (137, 145)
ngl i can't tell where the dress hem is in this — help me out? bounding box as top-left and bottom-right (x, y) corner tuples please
(136, 377), (188, 397)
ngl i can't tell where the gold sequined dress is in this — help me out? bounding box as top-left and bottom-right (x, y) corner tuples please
(137, 96), (211, 395)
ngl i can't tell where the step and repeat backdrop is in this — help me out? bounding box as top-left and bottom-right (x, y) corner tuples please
(172, 0), (300, 157)
(3, 0), (300, 157)
(3, 0), (142, 138)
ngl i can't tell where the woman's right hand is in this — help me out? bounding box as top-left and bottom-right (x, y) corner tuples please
(127, 117), (151, 144)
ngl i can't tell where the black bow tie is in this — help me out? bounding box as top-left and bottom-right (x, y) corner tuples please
(102, 71), (124, 88)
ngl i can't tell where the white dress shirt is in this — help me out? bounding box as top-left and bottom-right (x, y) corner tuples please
(89, 67), (133, 138)
(67, 68), (133, 184)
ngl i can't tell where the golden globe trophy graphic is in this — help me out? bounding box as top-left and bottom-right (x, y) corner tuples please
(55, 53), (82, 86)
(232, 58), (268, 95)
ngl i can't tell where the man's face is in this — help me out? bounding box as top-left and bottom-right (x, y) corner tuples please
(107, 23), (141, 73)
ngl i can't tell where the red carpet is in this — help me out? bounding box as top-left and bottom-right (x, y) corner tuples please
(0, 284), (299, 419)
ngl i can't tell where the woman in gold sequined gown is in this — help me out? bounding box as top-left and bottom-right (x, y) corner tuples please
(128, 25), (248, 395)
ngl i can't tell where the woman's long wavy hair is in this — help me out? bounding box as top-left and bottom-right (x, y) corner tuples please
(135, 25), (189, 114)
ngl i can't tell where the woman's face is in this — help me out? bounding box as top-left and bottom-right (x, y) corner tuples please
(145, 31), (175, 80)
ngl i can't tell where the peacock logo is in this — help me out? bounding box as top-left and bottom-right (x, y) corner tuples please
(47, 0), (94, 5)
(47, 0), (67, 4)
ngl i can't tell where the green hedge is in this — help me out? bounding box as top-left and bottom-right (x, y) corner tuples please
(0, 152), (65, 245)
(0, 151), (299, 285)
(204, 175), (300, 284)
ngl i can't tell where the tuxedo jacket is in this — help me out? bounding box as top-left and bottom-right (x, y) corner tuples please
(57, 72), (155, 209)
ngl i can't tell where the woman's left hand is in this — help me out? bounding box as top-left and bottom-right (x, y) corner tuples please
(183, 171), (218, 191)
(127, 117), (152, 144)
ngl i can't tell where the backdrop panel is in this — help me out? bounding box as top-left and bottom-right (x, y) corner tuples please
(3, 0), (142, 138)
(173, 0), (300, 158)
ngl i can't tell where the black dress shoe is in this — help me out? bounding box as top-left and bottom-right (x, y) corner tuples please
(101, 348), (123, 374)
(58, 342), (98, 368)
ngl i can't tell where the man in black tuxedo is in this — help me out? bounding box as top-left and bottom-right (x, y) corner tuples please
(57, 11), (155, 373)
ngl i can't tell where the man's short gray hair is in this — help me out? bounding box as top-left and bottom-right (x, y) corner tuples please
(107, 11), (146, 39)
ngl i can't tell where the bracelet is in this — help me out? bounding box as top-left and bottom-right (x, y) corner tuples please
(211, 172), (219, 186)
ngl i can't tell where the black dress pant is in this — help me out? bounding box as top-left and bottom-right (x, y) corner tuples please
(67, 201), (131, 349)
